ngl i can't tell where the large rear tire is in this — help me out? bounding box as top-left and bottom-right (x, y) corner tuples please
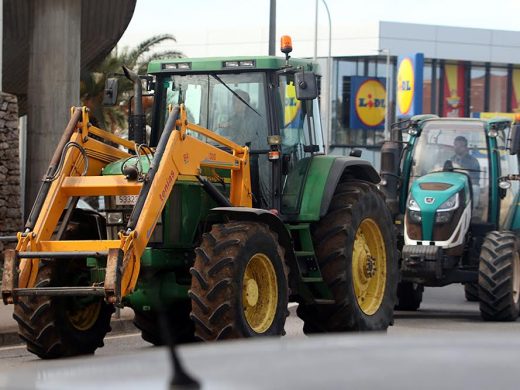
(189, 222), (289, 341)
(297, 180), (398, 332)
(395, 282), (423, 311)
(478, 231), (520, 321)
(13, 260), (113, 359)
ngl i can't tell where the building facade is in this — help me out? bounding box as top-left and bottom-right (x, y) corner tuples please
(328, 21), (520, 165)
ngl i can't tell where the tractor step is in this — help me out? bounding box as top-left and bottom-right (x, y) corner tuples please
(17, 251), (108, 259)
(13, 286), (105, 297)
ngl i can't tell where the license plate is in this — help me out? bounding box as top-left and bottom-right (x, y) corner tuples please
(115, 195), (139, 206)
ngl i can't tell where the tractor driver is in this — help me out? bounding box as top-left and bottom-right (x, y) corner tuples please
(452, 135), (481, 210)
(452, 136), (480, 184)
(218, 89), (263, 150)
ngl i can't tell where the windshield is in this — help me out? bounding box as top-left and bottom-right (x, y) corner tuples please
(155, 72), (272, 207)
(411, 119), (489, 220)
(157, 72), (269, 151)
(411, 120), (487, 179)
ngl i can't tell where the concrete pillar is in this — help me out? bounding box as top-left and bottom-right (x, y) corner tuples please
(25, 0), (81, 217)
(0, 93), (21, 255)
(0, 0), (4, 91)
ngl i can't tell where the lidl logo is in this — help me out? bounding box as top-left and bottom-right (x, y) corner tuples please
(397, 57), (415, 115)
(354, 79), (386, 127)
(284, 82), (302, 128)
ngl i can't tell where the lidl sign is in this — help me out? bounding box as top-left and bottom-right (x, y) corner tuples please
(350, 77), (386, 129)
(396, 53), (424, 118)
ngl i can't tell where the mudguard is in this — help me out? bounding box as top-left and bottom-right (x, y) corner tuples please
(292, 156), (380, 221)
(208, 207), (297, 289)
(319, 157), (381, 217)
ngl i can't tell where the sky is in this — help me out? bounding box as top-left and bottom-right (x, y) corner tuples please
(118, 0), (520, 56)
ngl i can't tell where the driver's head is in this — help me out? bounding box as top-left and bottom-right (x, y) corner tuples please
(233, 89), (250, 114)
(454, 136), (469, 156)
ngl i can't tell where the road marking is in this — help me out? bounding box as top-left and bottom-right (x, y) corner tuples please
(0, 344), (25, 352)
(104, 332), (141, 340)
(0, 332), (142, 352)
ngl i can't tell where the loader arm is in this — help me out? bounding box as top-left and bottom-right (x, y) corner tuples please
(2, 105), (251, 305)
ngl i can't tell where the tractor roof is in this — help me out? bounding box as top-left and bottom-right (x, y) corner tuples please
(416, 116), (512, 126)
(147, 56), (318, 74)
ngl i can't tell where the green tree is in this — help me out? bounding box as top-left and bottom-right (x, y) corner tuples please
(80, 34), (184, 133)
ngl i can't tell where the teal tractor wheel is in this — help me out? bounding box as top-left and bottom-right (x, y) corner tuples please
(478, 231), (520, 321)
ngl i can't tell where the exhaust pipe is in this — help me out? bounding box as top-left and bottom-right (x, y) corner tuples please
(122, 66), (146, 146)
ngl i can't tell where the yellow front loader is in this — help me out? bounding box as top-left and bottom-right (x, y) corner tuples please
(2, 104), (254, 357)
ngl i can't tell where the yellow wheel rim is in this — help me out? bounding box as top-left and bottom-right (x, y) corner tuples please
(513, 250), (520, 304)
(67, 301), (102, 331)
(242, 253), (278, 333)
(352, 218), (387, 315)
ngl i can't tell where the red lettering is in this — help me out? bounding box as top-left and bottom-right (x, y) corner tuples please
(159, 171), (176, 202)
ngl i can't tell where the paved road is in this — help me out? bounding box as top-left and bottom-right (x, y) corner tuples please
(0, 284), (518, 371)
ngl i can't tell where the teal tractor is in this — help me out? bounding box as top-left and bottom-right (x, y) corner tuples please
(380, 115), (520, 320)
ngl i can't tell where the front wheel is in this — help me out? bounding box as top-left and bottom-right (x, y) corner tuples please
(395, 282), (423, 311)
(189, 222), (289, 341)
(13, 260), (113, 359)
(478, 231), (520, 321)
(297, 180), (398, 332)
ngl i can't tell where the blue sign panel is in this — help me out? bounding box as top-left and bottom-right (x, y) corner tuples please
(349, 76), (386, 130)
(396, 53), (424, 118)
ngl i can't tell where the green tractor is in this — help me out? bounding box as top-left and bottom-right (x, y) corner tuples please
(380, 115), (520, 320)
(4, 41), (398, 358)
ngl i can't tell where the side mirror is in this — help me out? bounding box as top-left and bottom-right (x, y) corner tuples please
(350, 149), (362, 158)
(509, 124), (520, 155)
(102, 78), (119, 106)
(295, 71), (318, 100)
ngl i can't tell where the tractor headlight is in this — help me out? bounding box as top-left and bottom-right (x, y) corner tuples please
(407, 195), (420, 211)
(408, 210), (422, 223)
(407, 195), (422, 223)
(438, 193), (459, 212)
(435, 193), (459, 223)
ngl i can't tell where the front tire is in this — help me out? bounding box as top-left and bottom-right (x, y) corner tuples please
(297, 180), (398, 332)
(13, 260), (113, 359)
(13, 209), (113, 359)
(478, 231), (520, 321)
(189, 222), (289, 341)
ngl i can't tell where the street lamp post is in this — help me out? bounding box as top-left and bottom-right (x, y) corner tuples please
(379, 48), (391, 141)
(322, 0), (332, 154)
(269, 0), (276, 55)
(313, 0), (332, 154)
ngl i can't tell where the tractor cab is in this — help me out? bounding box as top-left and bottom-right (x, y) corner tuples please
(147, 56), (324, 214)
(407, 119), (489, 228)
